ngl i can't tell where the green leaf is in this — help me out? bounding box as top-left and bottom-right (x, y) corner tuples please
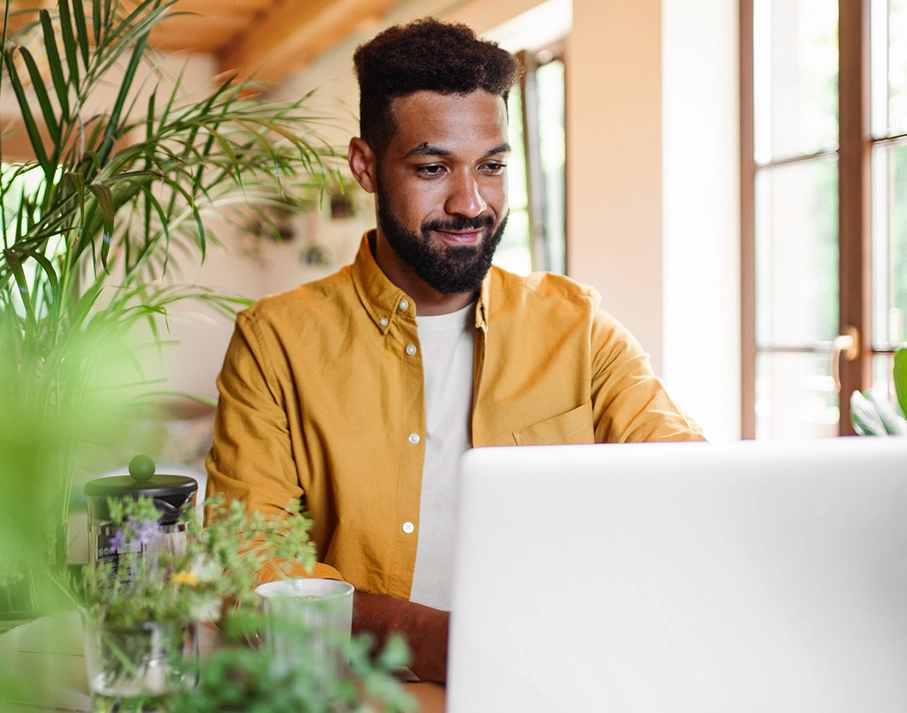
(72, 0), (90, 65)
(864, 388), (907, 435)
(894, 348), (907, 419)
(58, 0), (81, 96)
(64, 170), (87, 198)
(851, 390), (887, 436)
(20, 248), (61, 329)
(5, 49), (52, 176)
(88, 183), (115, 268)
(98, 28), (149, 166)
(91, 0), (102, 45)
(40, 9), (70, 117)
(17, 46), (61, 149)
(3, 249), (37, 332)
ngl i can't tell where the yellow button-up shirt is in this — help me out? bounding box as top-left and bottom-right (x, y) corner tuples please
(206, 233), (704, 598)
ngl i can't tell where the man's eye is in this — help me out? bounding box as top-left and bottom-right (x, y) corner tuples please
(416, 165), (446, 177)
(482, 162), (507, 174)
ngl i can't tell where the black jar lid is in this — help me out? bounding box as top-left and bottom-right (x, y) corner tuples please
(84, 473), (198, 500)
(84, 456), (198, 524)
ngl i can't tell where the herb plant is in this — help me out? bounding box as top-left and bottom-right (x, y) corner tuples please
(169, 618), (417, 713)
(78, 494), (316, 629)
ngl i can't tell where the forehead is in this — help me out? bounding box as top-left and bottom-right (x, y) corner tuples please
(386, 90), (508, 157)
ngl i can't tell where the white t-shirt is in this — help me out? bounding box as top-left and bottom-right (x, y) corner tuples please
(408, 300), (476, 611)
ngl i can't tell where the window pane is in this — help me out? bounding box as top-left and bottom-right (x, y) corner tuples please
(755, 351), (838, 439)
(755, 159), (839, 347)
(889, 0), (907, 134)
(871, 142), (907, 346)
(871, 352), (897, 403)
(536, 58), (566, 275)
(871, 0), (907, 137)
(496, 209), (533, 275)
(496, 86), (531, 275)
(753, 0), (838, 163)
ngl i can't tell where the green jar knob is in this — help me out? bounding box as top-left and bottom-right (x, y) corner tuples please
(128, 455), (156, 483)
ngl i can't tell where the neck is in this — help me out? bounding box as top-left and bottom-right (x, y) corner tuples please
(371, 230), (479, 316)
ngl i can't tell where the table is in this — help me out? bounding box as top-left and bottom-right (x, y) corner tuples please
(0, 612), (445, 713)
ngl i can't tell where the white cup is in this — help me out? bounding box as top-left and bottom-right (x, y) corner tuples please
(254, 578), (355, 680)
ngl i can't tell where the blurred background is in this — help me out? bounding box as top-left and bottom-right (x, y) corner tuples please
(6, 0), (904, 449)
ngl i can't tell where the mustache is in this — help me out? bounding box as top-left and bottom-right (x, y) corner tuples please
(423, 214), (495, 233)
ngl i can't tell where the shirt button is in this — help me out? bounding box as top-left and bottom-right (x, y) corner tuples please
(398, 299), (409, 311)
(405, 344), (417, 356)
(402, 521), (415, 534)
(408, 433), (420, 445)
(379, 317), (389, 327)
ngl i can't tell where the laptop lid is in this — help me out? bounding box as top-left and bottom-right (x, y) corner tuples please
(448, 438), (907, 713)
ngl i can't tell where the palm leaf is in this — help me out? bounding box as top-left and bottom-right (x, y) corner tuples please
(40, 10), (70, 117)
(4, 49), (52, 176)
(17, 46), (61, 148)
(72, 0), (90, 65)
(3, 248), (37, 334)
(98, 30), (149, 166)
(58, 0), (81, 95)
(87, 183), (114, 268)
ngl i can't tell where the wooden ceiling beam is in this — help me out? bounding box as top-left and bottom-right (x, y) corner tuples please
(216, 0), (404, 85)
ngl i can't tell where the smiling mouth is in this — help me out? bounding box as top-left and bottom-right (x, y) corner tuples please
(424, 214), (494, 246)
(434, 229), (483, 245)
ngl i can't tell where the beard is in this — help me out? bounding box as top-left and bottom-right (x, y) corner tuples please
(376, 184), (507, 295)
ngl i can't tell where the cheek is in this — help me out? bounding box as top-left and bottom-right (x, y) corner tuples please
(487, 178), (508, 215)
(390, 181), (447, 226)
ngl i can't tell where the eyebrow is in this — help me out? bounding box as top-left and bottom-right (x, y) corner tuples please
(404, 142), (512, 158)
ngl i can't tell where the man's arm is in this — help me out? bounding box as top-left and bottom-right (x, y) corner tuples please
(206, 313), (343, 582)
(353, 591), (449, 683)
(590, 308), (706, 442)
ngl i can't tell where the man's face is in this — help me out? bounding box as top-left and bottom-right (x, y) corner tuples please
(375, 90), (510, 295)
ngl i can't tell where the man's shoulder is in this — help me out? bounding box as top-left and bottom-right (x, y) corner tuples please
(489, 266), (601, 309)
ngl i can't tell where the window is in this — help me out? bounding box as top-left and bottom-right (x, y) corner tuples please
(494, 45), (567, 276)
(742, 0), (907, 438)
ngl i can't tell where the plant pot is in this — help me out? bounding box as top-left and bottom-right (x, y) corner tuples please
(81, 617), (198, 712)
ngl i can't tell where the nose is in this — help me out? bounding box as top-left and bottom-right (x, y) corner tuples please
(445, 170), (487, 218)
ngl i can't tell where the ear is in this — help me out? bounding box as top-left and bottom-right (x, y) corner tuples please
(348, 138), (378, 194)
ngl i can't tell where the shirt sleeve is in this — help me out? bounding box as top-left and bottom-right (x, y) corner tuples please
(589, 308), (706, 443)
(205, 311), (344, 582)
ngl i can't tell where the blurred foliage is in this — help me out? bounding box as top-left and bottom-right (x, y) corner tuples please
(851, 348), (907, 435)
(170, 612), (416, 713)
(0, 0), (338, 607)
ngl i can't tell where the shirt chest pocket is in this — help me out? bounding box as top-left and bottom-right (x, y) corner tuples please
(512, 401), (595, 446)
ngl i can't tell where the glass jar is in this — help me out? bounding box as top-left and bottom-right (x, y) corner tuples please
(82, 617), (198, 712)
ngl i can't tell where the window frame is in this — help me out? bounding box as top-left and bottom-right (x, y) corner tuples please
(515, 41), (567, 274)
(739, 0), (906, 438)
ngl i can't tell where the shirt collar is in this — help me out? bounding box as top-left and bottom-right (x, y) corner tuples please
(351, 229), (491, 334)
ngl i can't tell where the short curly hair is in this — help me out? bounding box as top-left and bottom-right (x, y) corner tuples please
(353, 18), (522, 158)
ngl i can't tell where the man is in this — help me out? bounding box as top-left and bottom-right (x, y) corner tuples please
(207, 18), (704, 683)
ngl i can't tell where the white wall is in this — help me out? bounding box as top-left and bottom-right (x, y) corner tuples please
(662, 0), (741, 441)
(567, 0), (740, 440)
(567, 0), (665, 373)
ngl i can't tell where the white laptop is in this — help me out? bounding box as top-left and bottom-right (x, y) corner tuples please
(448, 438), (907, 713)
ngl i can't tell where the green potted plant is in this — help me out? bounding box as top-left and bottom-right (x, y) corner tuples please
(851, 347), (907, 435)
(74, 490), (316, 709)
(167, 629), (416, 713)
(73, 489), (414, 713)
(0, 0), (338, 619)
